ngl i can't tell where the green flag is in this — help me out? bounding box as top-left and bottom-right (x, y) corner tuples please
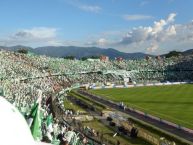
(46, 114), (53, 127)
(46, 114), (54, 134)
(30, 101), (42, 141)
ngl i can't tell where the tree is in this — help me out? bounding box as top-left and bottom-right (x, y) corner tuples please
(81, 57), (88, 61)
(81, 55), (100, 61)
(165, 51), (182, 58)
(63, 56), (75, 60)
(90, 55), (100, 59)
(17, 48), (28, 54)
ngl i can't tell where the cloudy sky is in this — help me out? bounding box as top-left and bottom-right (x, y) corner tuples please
(0, 0), (193, 54)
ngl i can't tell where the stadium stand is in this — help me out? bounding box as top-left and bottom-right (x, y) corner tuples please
(0, 49), (193, 144)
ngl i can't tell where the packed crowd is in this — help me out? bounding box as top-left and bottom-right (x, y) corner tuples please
(113, 55), (193, 82)
(0, 49), (193, 145)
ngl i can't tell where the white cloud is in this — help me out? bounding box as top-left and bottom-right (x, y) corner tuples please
(0, 27), (59, 46)
(152, 19), (167, 34)
(11, 27), (57, 40)
(98, 38), (107, 45)
(174, 21), (193, 42)
(86, 38), (109, 46)
(166, 13), (176, 23)
(119, 26), (152, 45)
(117, 13), (178, 52)
(64, 0), (101, 13)
(147, 43), (159, 52)
(79, 5), (101, 13)
(123, 14), (153, 21)
(84, 12), (192, 54)
(166, 25), (176, 36)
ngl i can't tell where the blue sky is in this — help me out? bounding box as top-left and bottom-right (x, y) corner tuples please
(0, 0), (193, 54)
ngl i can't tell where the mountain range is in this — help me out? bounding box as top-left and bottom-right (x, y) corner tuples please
(0, 45), (193, 59)
(0, 45), (151, 59)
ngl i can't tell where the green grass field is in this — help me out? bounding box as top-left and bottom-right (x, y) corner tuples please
(89, 84), (193, 129)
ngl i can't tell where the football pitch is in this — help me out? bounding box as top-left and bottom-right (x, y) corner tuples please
(89, 84), (193, 129)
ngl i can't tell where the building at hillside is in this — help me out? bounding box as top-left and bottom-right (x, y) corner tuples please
(115, 57), (124, 62)
(100, 55), (109, 62)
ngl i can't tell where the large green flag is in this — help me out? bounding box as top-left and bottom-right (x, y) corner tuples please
(30, 101), (42, 141)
